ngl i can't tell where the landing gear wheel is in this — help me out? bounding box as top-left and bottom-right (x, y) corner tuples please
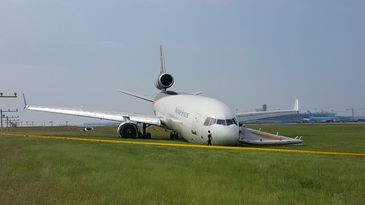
(170, 132), (178, 140)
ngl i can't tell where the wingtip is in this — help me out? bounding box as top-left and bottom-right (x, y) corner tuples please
(22, 93), (29, 109)
(294, 99), (299, 111)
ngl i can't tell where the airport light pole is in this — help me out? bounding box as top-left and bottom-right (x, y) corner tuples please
(0, 92), (17, 98)
(9, 119), (19, 127)
(346, 108), (355, 121)
(5, 116), (19, 128)
(0, 109), (18, 128)
(0, 92), (19, 129)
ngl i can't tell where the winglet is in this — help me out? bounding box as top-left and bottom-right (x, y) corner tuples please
(22, 93), (29, 109)
(294, 99), (299, 111)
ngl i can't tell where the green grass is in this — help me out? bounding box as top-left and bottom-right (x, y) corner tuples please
(1, 126), (172, 140)
(0, 124), (364, 204)
(246, 123), (365, 153)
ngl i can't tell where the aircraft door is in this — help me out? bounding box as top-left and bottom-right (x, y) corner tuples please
(191, 114), (200, 135)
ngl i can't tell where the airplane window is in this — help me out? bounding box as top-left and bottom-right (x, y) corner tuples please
(204, 117), (217, 126)
(226, 119), (234, 125)
(204, 118), (211, 126)
(217, 119), (226, 125)
(205, 118), (239, 126)
(209, 118), (217, 125)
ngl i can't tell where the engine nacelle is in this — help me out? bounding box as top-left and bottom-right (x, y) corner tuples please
(83, 127), (94, 132)
(155, 73), (174, 90)
(117, 122), (139, 138)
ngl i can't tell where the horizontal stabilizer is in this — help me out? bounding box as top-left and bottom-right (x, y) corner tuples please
(176, 91), (203, 96)
(190, 91), (203, 95)
(118, 90), (154, 102)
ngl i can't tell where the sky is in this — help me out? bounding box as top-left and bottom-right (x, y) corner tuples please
(0, 0), (364, 126)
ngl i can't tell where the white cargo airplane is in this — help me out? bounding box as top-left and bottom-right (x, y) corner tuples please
(24, 46), (302, 146)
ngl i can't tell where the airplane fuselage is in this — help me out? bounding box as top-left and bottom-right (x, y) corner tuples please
(24, 46), (302, 146)
(153, 93), (240, 145)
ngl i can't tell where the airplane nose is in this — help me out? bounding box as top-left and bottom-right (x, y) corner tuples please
(211, 125), (240, 146)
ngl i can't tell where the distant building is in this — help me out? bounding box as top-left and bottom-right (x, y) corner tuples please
(262, 104), (267, 111)
(255, 104), (268, 112)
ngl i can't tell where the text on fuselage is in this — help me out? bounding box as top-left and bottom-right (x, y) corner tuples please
(175, 107), (190, 118)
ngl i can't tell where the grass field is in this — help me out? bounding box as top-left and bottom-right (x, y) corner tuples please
(0, 124), (364, 204)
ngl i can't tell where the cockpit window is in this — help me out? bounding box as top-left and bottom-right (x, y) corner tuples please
(210, 118), (217, 125)
(232, 118), (238, 125)
(226, 119), (234, 125)
(217, 119), (226, 125)
(204, 117), (238, 126)
(203, 118), (210, 126)
(204, 117), (217, 126)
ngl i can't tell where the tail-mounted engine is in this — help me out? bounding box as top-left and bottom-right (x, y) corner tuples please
(155, 73), (174, 90)
(155, 46), (174, 91)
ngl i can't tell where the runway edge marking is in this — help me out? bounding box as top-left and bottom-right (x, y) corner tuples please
(1, 133), (364, 157)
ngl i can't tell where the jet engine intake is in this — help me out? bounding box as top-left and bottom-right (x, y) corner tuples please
(155, 73), (174, 90)
(83, 127), (94, 132)
(117, 122), (139, 138)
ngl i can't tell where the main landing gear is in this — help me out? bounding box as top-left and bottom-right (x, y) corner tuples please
(170, 132), (179, 140)
(140, 123), (152, 139)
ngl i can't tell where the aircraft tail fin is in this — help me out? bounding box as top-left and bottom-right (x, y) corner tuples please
(160, 45), (166, 74)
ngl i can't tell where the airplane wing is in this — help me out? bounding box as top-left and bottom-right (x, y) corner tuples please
(239, 127), (303, 145)
(26, 105), (161, 126)
(23, 95), (161, 126)
(236, 99), (299, 122)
